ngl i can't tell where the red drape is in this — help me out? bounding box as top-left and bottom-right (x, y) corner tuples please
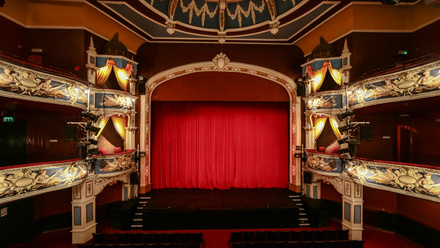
(152, 101), (289, 189)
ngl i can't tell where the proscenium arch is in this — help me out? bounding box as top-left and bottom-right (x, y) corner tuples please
(139, 57), (299, 193)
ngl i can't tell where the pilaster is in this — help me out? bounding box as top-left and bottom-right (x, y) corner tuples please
(72, 179), (97, 244)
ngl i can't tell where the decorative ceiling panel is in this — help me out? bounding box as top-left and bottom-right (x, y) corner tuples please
(87, 0), (351, 44)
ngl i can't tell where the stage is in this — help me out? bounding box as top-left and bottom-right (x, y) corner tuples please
(139, 189), (300, 230)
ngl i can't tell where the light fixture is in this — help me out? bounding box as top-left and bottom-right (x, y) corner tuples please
(88, 148), (99, 156)
(338, 123), (355, 132)
(80, 111), (99, 122)
(88, 138), (98, 145)
(337, 110), (354, 121)
(85, 122), (101, 133)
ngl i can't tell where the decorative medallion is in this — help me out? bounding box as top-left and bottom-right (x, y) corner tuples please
(213, 53), (230, 71)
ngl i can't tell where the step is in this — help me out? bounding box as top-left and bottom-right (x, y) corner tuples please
(299, 218), (308, 221)
(139, 201), (148, 204)
(292, 198), (301, 201)
(132, 218), (143, 222)
(140, 196), (151, 200)
(131, 224), (143, 228)
(135, 212), (143, 216)
(296, 202), (303, 205)
(137, 207), (144, 209)
(289, 195), (300, 198)
(299, 212), (307, 216)
(299, 208), (305, 211)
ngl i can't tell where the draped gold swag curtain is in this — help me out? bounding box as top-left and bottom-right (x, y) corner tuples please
(306, 61), (342, 93)
(313, 116), (341, 140)
(95, 59), (132, 91)
(96, 116), (127, 144)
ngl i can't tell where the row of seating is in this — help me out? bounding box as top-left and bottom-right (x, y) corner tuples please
(230, 240), (364, 248)
(230, 230), (349, 243)
(78, 244), (202, 248)
(92, 233), (204, 245)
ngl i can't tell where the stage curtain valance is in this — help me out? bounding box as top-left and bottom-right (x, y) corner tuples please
(151, 102), (289, 190)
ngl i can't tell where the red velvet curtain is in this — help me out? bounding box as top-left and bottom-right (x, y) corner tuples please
(152, 101), (289, 189)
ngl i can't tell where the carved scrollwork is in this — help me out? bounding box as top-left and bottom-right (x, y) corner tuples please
(0, 161), (88, 199)
(306, 153), (337, 172)
(346, 159), (440, 199)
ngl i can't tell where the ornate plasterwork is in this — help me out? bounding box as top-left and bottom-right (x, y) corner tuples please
(0, 61), (88, 108)
(141, 54), (298, 189)
(97, 151), (136, 173)
(346, 159), (440, 201)
(94, 171), (132, 196)
(306, 94), (338, 110)
(306, 153), (338, 172)
(314, 173), (344, 195)
(349, 62), (440, 109)
(0, 160), (88, 204)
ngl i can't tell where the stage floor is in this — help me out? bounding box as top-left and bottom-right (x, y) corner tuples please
(140, 188), (300, 229)
(146, 188), (298, 210)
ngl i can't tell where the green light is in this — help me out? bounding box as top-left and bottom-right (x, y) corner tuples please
(2, 117), (15, 122)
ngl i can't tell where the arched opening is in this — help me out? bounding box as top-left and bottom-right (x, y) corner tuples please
(139, 59), (298, 192)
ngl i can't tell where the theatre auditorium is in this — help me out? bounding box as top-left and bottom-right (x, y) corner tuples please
(1, 0), (440, 247)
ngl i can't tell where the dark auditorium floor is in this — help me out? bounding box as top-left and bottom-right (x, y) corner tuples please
(5, 220), (425, 248)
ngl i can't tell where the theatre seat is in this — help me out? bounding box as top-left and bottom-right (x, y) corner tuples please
(114, 147), (122, 153)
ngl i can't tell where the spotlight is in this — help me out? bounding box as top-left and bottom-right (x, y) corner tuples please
(85, 122), (101, 133)
(337, 110), (354, 121)
(75, 141), (90, 148)
(88, 139), (98, 145)
(80, 111), (99, 122)
(338, 137), (349, 145)
(337, 148), (350, 154)
(338, 123), (355, 132)
(88, 148), (99, 156)
(349, 139), (360, 145)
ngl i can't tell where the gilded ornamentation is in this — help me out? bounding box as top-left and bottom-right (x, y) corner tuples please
(102, 94), (134, 109)
(0, 66), (87, 106)
(179, 0), (218, 26)
(306, 95), (336, 110)
(349, 66), (440, 108)
(94, 173), (130, 196)
(227, 1), (265, 28)
(346, 160), (440, 199)
(306, 153), (336, 172)
(0, 161), (88, 198)
(99, 152), (135, 172)
(213, 53), (230, 71)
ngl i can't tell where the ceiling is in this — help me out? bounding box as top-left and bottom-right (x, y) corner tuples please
(86, 0), (417, 44)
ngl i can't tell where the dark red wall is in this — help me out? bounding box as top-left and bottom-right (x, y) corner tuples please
(397, 194), (440, 231)
(354, 101), (440, 167)
(17, 113), (81, 163)
(33, 188), (72, 221)
(411, 20), (440, 58)
(0, 16), (26, 58)
(136, 43), (305, 80)
(152, 72), (290, 102)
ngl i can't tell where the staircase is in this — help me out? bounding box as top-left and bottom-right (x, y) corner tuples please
(130, 195), (151, 229)
(289, 194), (310, 227)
